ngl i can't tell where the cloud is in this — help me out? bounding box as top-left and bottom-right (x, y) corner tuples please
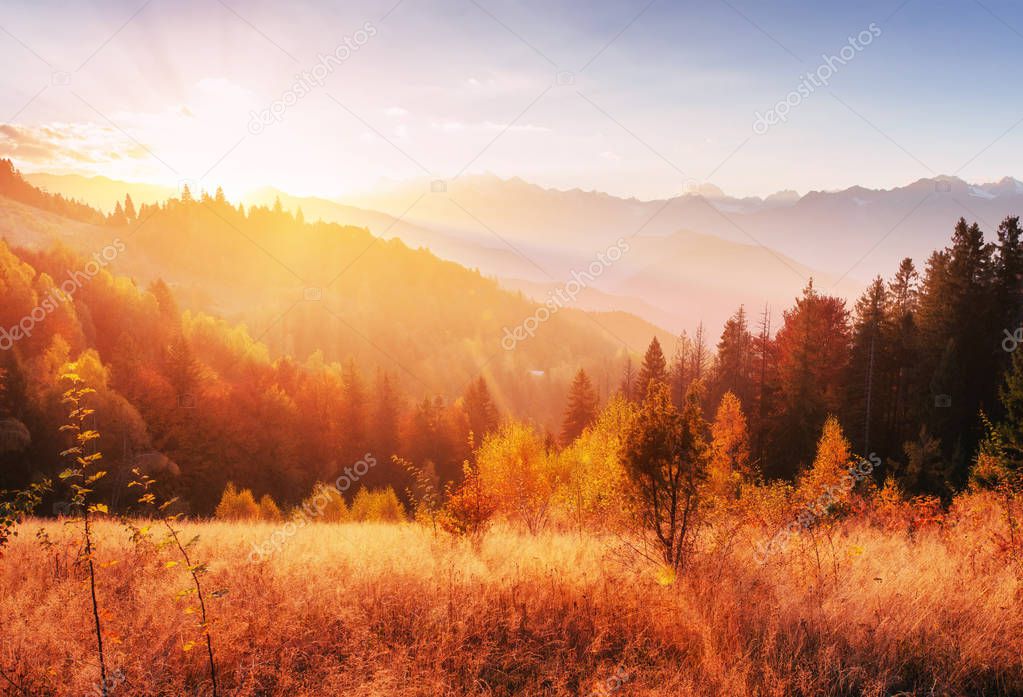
(430, 120), (549, 134)
(0, 123), (151, 169)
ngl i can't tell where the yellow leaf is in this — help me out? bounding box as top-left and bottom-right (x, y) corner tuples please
(165, 561), (179, 568)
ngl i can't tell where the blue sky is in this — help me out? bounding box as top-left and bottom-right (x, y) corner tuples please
(1, 0), (1021, 199)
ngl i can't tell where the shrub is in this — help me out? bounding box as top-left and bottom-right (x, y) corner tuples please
(350, 487), (406, 522)
(258, 494), (282, 521)
(214, 483), (260, 520)
(300, 482), (349, 522)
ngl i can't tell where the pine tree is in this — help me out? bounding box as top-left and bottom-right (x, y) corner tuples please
(710, 306), (754, 410)
(123, 194), (136, 222)
(619, 356), (635, 401)
(622, 380), (708, 572)
(463, 377), (499, 441)
(371, 370), (400, 461)
(914, 218), (995, 483)
(109, 200), (126, 225)
(669, 332), (692, 406)
(751, 304), (774, 468)
(885, 259), (919, 452)
(999, 346), (1023, 467)
(769, 280), (850, 478)
(636, 337), (668, 399)
(560, 369), (599, 444)
(340, 359), (366, 463)
(845, 277), (888, 455)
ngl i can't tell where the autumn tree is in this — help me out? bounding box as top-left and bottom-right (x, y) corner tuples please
(475, 422), (558, 533)
(557, 394), (636, 528)
(769, 280), (850, 478)
(797, 416), (854, 510)
(707, 391), (752, 500)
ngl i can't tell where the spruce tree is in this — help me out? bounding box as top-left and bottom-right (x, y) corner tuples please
(560, 369), (599, 444)
(637, 337), (668, 399)
(463, 377), (498, 440)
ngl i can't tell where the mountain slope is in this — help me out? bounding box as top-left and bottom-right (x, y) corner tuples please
(0, 166), (672, 426)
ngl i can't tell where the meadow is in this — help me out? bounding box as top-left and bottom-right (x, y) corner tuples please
(1, 492), (1020, 697)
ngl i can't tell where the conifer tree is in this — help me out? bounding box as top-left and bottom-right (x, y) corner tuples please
(622, 380), (708, 572)
(123, 194), (136, 222)
(560, 369), (599, 444)
(710, 306), (754, 410)
(463, 376), (498, 441)
(636, 337), (668, 399)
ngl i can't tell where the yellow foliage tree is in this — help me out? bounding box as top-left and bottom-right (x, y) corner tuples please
(214, 483), (260, 520)
(350, 487), (406, 522)
(258, 494), (282, 521)
(476, 422), (559, 533)
(556, 394), (636, 528)
(797, 416), (854, 513)
(707, 392), (752, 502)
(300, 482), (349, 522)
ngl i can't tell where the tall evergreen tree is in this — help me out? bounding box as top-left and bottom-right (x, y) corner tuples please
(710, 306), (754, 410)
(914, 218), (995, 483)
(463, 376), (499, 441)
(560, 369), (599, 444)
(637, 337), (668, 399)
(769, 280), (850, 478)
(845, 277), (888, 455)
(340, 359), (366, 463)
(885, 258), (919, 455)
(123, 194), (136, 222)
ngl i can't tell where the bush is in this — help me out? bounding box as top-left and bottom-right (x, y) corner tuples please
(350, 487), (406, 522)
(258, 494), (282, 521)
(214, 482), (260, 520)
(300, 482), (349, 522)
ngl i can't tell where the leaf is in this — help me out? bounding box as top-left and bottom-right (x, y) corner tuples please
(164, 561), (179, 569)
(58, 469), (76, 480)
(85, 471), (107, 484)
(88, 503), (109, 515)
(182, 641), (196, 652)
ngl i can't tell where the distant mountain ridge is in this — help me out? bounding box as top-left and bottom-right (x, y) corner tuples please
(21, 168), (1023, 334)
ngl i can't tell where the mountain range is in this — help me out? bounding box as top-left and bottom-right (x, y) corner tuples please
(24, 170), (1023, 334)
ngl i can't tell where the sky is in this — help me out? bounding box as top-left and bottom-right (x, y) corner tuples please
(1, 0), (1022, 201)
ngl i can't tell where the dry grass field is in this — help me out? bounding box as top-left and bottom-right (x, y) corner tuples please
(1, 496), (1021, 697)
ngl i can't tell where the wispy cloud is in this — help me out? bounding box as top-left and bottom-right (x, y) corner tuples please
(0, 123), (150, 169)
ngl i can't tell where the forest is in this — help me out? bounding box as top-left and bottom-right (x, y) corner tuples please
(2, 166), (1023, 696)
(2, 154), (1021, 515)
